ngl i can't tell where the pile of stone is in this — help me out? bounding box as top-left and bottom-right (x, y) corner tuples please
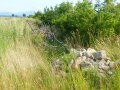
(69, 48), (114, 76)
(52, 48), (120, 77)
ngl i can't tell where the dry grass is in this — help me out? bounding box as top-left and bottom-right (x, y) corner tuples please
(0, 17), (120, 90)
(0, 17), (91, 90)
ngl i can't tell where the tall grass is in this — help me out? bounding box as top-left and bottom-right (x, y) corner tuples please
(0, 17), (120, 90)
(0, 18), (90, 90)
(64, 30), (120, 90)
(93, 37), (120, 61)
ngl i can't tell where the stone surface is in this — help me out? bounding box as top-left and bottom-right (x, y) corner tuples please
(93, 50), (107, 60)
(52, 48), (119, 77)
(79, 49), (87, 57)
(69, 48), (115, 76)
(86, 48), (96, 58)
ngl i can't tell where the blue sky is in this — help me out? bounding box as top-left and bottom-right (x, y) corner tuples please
(0, 0), (119, 12)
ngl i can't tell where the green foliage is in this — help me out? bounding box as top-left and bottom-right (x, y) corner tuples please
(1, 14), (120, 90)
(31, 1), (120, 47)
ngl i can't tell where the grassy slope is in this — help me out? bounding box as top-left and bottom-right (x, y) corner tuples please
(0, 17), (120, 90)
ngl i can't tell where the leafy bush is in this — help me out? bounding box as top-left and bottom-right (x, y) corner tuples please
(31, 0), (120, 47)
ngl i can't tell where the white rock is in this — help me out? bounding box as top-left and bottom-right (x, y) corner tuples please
(98, 59), (106, 66)
(83, 61), (94, 68)
(70, 48), (85, 57)
(86, 48), (96, 58)
(69, 48), (114, 76)
(99, 65), (110, 71)
(79, 49), (87, 56)
(108, 71), (113, 75)
(93, 50), (107, 60)
(106, 60), (111, 66)
(99, 69), (104, 73)
(86, 58), (95, 64)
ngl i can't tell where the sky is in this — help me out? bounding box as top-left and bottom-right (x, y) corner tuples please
(0, 0), (119, 12)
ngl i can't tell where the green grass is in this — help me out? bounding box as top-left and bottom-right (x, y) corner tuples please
(0, 17), (120, 90)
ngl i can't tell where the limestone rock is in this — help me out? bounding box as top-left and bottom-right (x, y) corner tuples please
(105, 60), (111, 66)
(69, 48), (115, 76)
(70, 48), (87, 57)
(79, 49), (87, 57)
(86, 48), (96, 58)
(108, 71), (113, 75)
(54, 48), (117, 77)
(93, 50), (107, 60)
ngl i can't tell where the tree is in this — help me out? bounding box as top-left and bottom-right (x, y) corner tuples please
(54, 2), (73, 14)
(33, 11), (42, 19)
(23, 14), (26, 17)
(12, 14), (14, 17)
(30, 1), (120, 46)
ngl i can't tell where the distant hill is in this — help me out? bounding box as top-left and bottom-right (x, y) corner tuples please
(0, 12), (12, 17)
(0, 11), (35, 17)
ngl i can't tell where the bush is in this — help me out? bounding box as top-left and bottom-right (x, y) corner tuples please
(31, 0), (120, 47)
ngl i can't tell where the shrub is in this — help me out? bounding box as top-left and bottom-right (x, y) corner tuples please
(31, 0), (120, 47)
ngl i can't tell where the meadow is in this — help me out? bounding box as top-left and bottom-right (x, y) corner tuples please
(0, 16), (119, 90)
